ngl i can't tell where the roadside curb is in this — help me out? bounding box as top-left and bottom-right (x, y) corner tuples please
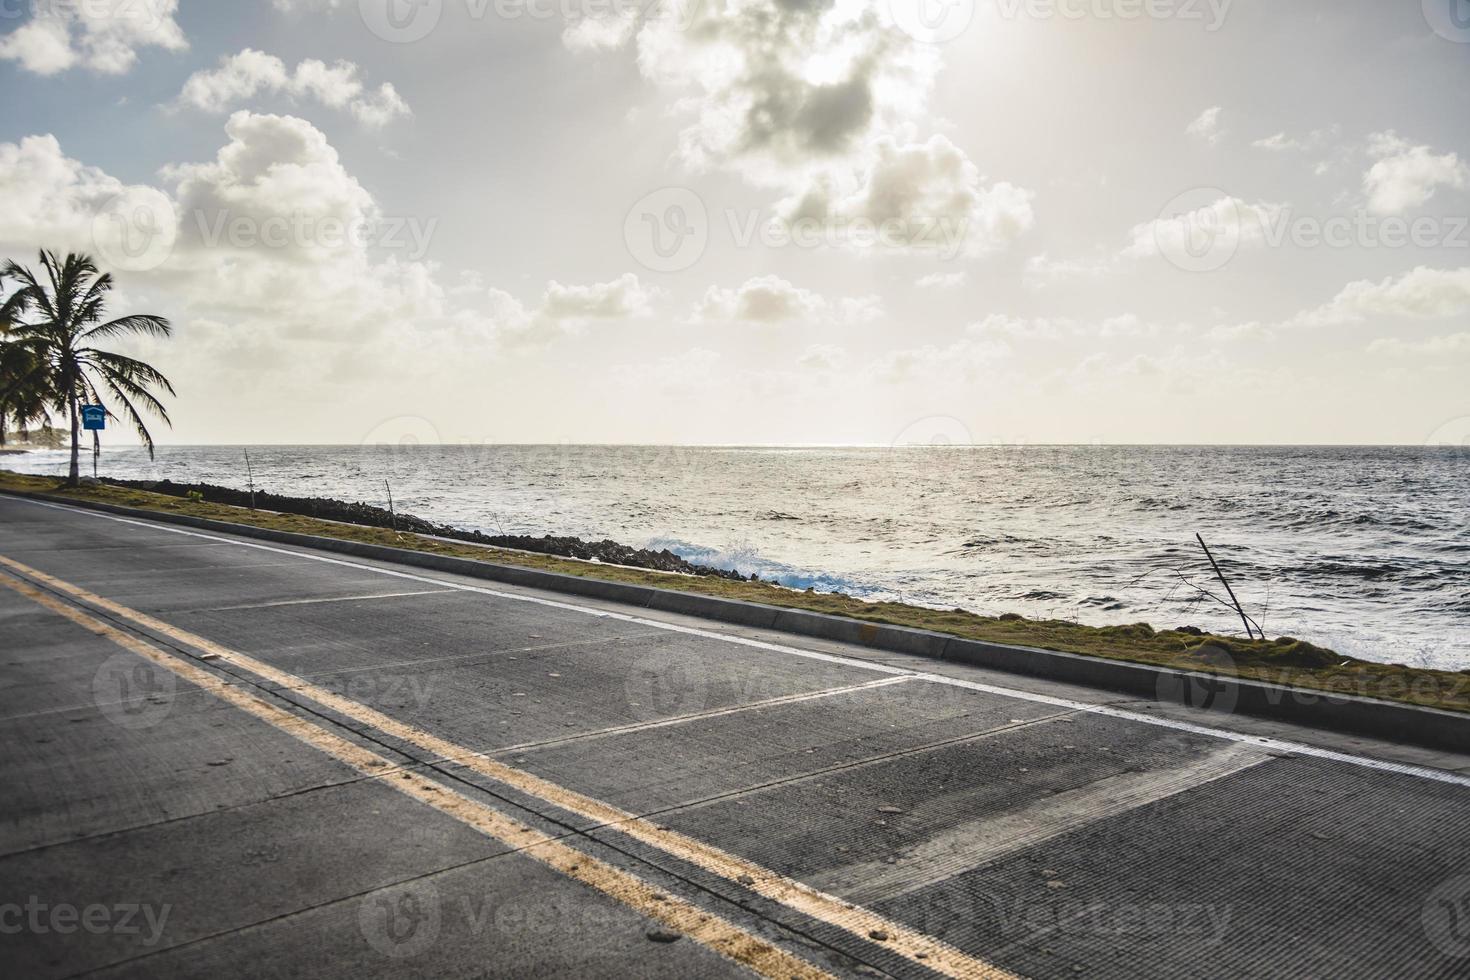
(7, 488), (1468, 752)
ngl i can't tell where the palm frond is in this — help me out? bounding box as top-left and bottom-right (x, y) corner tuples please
(82, 314), (172, 342)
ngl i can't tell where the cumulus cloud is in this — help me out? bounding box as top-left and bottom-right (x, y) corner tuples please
(565, 0), (1028, 258)
(1362, 132), (1468, 215)
(1023, 251), (1117, 288)
(1287, 266), (1470, 328)
(915, 270), (966, 288)
(1251, 125), (1338, 153)
(779, 135), (1034, 257)
(1367, 333), (1470, 357)
(1123, 196), (1282, 261)
(968, 313), (1162, 341)
(542, 273), (658, 320)
(0, 134), (154, 249)
(691, 275), (882, 325)
(0, 0), (186, 75)
(176, 49), (410, 127)
(0, 117), (651, 362)
(1186, 106), (1225, 146)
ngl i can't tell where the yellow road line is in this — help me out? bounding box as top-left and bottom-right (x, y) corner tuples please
(0, 553), (1022, 979)
(0, 566), (837, 980)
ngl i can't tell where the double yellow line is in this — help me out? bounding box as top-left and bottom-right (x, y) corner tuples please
(0, 554), (1020, 979)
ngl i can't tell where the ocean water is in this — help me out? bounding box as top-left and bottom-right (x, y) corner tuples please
(6, 444), (1468, 670)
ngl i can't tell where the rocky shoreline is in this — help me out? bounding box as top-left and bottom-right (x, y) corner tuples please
(101, 478), (752, 582)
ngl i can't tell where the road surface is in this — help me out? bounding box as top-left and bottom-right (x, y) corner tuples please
(2, 493), (1469, 978)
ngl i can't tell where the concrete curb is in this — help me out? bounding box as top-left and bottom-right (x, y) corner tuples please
(7, 488), (1469, 752)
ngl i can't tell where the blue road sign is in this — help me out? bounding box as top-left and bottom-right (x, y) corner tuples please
(81, 405), (106, 431)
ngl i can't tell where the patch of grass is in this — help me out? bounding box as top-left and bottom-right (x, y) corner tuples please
(5, 469), (1467, 714)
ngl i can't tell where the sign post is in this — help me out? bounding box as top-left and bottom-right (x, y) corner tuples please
(80, 406), (105, 479)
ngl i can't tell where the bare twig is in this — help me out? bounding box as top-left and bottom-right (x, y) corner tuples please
(384, 479), (398, 535)
(244, 448), (256, 511)
(1194, 534), (1259, 640)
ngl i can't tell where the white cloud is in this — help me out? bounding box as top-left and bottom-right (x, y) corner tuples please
(0, 117), (652, 368)
(1362, 132), (1468, 215)
(566, 0), (1029, 257)
(915, 270), (966, 288)
(968, 313), (1162, 341)
(0, 134), (154, 250)
(1186, 106), (1225, 146)
(1287, 266), (1470, 328)
(1367, 333), (1470, 357)
(620, 0), (937, 182)
(865, 336), (1010, 385)
(542, 273), (658, 320)
(779, 135), (1034, 257)
(1123, 196), (1282, 260)
(692, 275), (882, 325)
(1023, 251), (1117, 288)
(0, 0), (186, 75)
(1251, 125), (1339, 153)
(176, 50), (411, 126)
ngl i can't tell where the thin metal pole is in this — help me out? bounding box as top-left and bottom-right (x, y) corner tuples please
(385, 479), (397, 534)
(1197, 533), (1255, 640)
(244, 448), (256, 510)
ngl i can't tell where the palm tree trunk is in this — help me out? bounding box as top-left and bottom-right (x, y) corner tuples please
(68, 389), (80, 487)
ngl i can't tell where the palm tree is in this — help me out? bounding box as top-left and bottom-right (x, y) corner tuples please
(0, 338), (52, 447)
(1, 251), (175, 485)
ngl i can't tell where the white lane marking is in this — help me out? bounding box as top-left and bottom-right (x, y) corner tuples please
(812, 741), (1270, 904)
(200, 589), (455, 612)
(492, 676), (913, 756)
(13, 496), (1470, 789)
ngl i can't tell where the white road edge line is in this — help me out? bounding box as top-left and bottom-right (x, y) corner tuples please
(14, 496), (1470, 789)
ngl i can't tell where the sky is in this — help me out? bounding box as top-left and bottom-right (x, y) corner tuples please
(1, 0), (1468, 447)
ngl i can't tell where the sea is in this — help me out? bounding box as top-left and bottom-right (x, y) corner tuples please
(5, 444), (1467, 670)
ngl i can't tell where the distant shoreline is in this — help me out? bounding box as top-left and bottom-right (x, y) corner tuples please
(97, 476), (754, 583)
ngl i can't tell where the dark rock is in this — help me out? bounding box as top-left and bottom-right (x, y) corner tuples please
(103, 478), (749, 581)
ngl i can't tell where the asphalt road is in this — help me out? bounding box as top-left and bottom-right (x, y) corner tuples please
(3, 493), (1470, 979)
